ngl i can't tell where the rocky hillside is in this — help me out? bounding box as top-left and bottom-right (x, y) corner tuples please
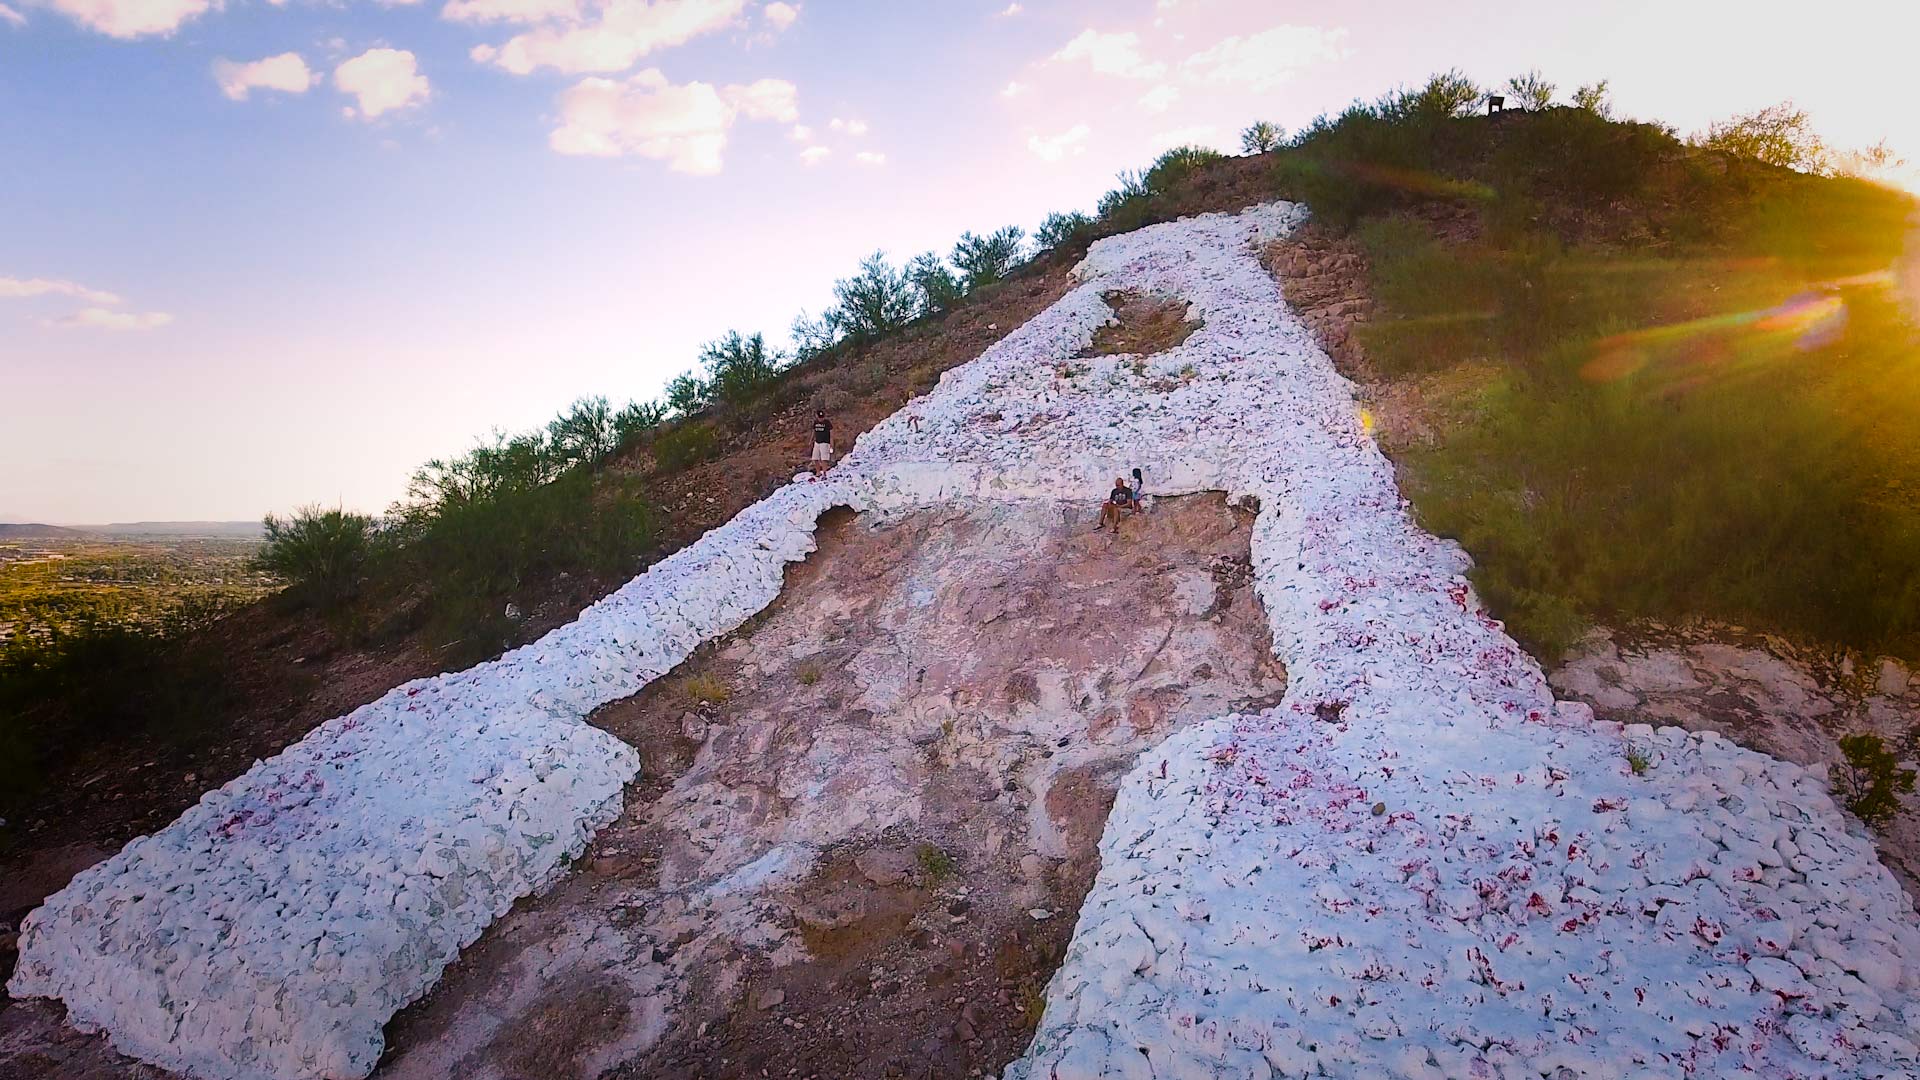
(5, 96), (1920, 1080)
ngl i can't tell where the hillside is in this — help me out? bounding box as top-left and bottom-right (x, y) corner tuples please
(5, 85), (1920, 1080)
(0, 524), (82, 540)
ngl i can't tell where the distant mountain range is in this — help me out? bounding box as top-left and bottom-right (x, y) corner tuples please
(0, 523), (85, 539)
(0, 521), (264, 539)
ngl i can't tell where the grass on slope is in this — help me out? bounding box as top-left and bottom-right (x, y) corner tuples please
(1282, 100), (1920, 662)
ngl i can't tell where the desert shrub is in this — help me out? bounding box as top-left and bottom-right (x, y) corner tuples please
(790, 309), (839, 362)
(1831, 733), (1916, 826)
(546, 396), (627, 468)
(907, 252), (964, 316)
(613, 400), (667, 445)
(1035, 210), (1094, 249)
(255, 506), (375, 610)
(1696, 101), (1826, 172)
(951, 226), (1026, 291)
(394, 469), (653, 658)
(1571, 81), (1612, 118)
(1145, 145), (1227, 195)
(831, 252), (918, 341)
(915, 842), (957, 881)
(683, 672), (730, 704)
(1382, 69), (1483, 122)
(701, 330), (785, 409)
(652, 421), (719, 470)
(1503, 70), (1554, 111)
(1241, 121), (1282, 154)
(664, 372), (710, 416)
(1096, 169), (1155, 231)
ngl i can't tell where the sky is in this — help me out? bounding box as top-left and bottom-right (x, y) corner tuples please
(2, 0), (1916, 523)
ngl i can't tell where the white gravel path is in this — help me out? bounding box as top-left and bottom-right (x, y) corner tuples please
(13, 200), (1919, 1080)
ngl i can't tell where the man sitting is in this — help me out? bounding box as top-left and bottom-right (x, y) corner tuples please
(1098, 477), (1133, 533)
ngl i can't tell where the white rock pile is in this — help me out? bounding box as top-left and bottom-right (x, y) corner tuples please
(8, 481), (856, 1080)
(13, 200), (1920, 1080)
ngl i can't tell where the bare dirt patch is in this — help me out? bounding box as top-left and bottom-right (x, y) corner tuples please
(1077, 290), (1200, 358)
(374, 494), (1282, 1080)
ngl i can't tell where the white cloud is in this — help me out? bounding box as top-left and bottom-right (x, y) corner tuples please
(1138, 83), (1178, 113)
(474, 0), (745, 76)
(1050, 28), (1164, 80)
(51, 307), (173, 331)
(761, 0), (795, 29)
(827, 116), (866, 136)
(0, 3), (25, 26)
(1180, 25), (1348, 91)
(442, 0), (578, 23)
(788, 123), (811, 141)
(722, 76), (796, 121)
(550, 68), (793, 172)
(40, 0), (210, 38)
(798, 145), (828, 165)
(996, 2), (1020, 14)
(213, 53), (315, 101)
(853, 150), (884, 166)
(1027, 123), (1089, 162)
(334, 48), (430, 119)
(999, 80), (1026, 99)
(0, 277), (122, 305)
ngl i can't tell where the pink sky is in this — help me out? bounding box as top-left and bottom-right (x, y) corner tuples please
(2, 0), (1914, 522)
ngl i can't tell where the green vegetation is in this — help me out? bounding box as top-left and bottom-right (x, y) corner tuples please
(1, 601), (242, 815)
(1272, 69), (1920, 662)
(256, 507), (372, 611)
(1241, 121), (1282, 154)
(915, 841), (957, 882)
(1831, 733), (1917, 826)
(683, 672), (730, 704)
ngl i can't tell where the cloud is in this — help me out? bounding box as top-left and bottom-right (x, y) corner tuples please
(788, 123), (811, 141)
(722, 77), (796, 121)
(51, 307), (174, 331)
(0, 277), (122, 305)
(999, 80), (1026, 99)
(761, 0), (794, 29)
(473, 0), (745, 76)
(442, 0), (579, 23)
(996, 2), (1019, 14)
(798, 145), (828, 165)
(0, 3), (25, 26)
(334, 48), (430, 119)
(1050, 28), (1164, 80)
(853, 150), (884, 166)
(213, 53), (315, 101)
(1027, 123), (1089, 162)
(1138, 83), (1178, 113)
(39, 0), (210, 38)
(549, 68), (794, 172)
(1180, 25), (1348, 91)
(827, 116), (866, 135)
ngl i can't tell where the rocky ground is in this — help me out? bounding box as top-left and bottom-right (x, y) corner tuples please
(1555, 626), (1920, 897)
(371, 494), (1281, 1080)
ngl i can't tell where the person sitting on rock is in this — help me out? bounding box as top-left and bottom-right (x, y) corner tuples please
(1099, 478), (1132, 533)
(809, 409), (834, 474)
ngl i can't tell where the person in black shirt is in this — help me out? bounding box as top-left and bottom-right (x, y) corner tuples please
(1098, 477), (1132, 533)
(809, 410), (834, 474)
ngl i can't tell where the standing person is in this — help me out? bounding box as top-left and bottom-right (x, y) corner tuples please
(809, 409), (834, 475)
(1127, 467), (1147, 512)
